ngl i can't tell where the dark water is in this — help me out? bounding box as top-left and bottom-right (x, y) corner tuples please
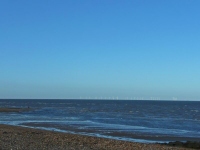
(0, 99), (200, 143)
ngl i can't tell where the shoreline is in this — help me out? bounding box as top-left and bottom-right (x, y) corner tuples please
(20, 122), (200, 143)
(0, 124), (196, 150)
(1, 106), (199, 149)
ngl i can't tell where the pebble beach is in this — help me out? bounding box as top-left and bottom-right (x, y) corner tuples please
(0, 124), (194, 150)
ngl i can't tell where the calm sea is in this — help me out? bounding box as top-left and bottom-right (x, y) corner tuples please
(0, 99), (199, 143)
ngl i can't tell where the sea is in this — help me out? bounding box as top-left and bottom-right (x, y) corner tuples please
(0, 99), (199, 143)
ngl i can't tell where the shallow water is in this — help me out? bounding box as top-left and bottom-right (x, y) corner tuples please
(0, 99), (199, 142)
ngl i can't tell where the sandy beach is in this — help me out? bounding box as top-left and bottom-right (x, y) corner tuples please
(0, 124), (194, 150)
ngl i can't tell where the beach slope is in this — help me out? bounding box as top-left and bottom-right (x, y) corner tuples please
(0, 124), (192, 150)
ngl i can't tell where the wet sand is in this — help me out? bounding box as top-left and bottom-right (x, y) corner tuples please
(0, 124), (193, 150)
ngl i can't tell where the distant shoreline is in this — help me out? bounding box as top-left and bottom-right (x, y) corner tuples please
(0, 107), (32, 112)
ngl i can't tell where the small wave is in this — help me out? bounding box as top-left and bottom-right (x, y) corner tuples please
(191, 110), (199, 112)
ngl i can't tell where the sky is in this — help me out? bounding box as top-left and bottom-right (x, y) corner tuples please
(0, 0), (200, 100)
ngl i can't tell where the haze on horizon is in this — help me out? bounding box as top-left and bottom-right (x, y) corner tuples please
(0, 0), (200, 100)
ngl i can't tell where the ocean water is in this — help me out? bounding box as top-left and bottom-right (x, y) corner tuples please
(0, 99), (199, 143)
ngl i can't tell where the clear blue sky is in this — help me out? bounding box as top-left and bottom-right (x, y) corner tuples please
(0, 0), (200, 100)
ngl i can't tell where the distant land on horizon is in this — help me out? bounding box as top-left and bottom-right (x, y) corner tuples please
(0, 98), (199, 101)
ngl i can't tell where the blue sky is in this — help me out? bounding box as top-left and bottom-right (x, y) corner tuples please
(0, 0), (200, 100)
